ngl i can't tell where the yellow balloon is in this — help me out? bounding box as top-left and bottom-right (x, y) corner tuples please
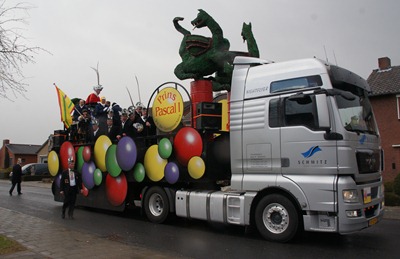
(144, 145), (167, 182)
(47, 151), (59, 176)
(188, 156), (205, 179)
(94, 135), (112, 172)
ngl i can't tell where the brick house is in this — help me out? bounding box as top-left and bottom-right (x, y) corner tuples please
(0, 139), (41, 169)
(367, 57), (400, 182)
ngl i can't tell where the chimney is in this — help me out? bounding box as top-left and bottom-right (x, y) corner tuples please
(3, 139), (10, 146)
(378, 57), (391, 70)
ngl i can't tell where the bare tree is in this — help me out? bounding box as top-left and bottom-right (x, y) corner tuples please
(0, 1), (43, 100)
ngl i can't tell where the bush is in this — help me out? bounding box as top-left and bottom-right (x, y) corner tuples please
(385, 181), (394, 193)
(384, 192), (400, 206)
(394, 174), (400, 196)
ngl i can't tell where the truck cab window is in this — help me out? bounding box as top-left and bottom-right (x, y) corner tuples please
(334, 89), (377, 134)
(270, 75), (322, 93)
(284, 96), (317, 129)
(269, 96), (318, 130)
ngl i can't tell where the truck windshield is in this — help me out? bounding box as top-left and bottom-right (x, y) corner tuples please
(334, 89), (377, 135)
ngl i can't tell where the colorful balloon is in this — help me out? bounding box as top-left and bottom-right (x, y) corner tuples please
(81, 183), (89, 197)
(94, 168), (103, 186)
(82, 146), (91, 162)
(47, 150), (59, 176)
(144, 145), (167, 182)
(54, 172), (62, 188)
(158, 138), (173, 159)
(188, 156), (205, 179)
(82, 161), (96, 190)
(94, 135), (112, 172)
(76, 146), (84, 173)
(60, 141), (75, 170)
(174, 127), (203, 166)
(133, 163), (145, 182)
(116, 136), (137, 171)
(105, 173), (128, 206)
(106, 144), (121, 177)
(164, 162), (179, 184)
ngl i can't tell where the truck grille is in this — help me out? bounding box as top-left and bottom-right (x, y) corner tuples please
(356, 150), (380, 174)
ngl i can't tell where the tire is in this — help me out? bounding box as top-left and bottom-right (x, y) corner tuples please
(254, 194), (299, 243)
(144, 186), (170, 223)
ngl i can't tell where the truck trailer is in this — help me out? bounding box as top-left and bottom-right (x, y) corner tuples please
(50, 56), (384, 242)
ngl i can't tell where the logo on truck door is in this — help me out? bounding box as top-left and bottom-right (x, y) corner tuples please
(301, 146), (321, 158)
(298, 146), (327, 166)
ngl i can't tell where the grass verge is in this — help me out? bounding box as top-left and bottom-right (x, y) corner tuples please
(0, 234), (26, 255)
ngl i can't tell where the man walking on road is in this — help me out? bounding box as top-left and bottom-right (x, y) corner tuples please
(9, 158), (23, 195)
(60, 157), (82, 219)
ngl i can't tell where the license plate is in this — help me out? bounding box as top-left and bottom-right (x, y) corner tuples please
(363, 187), (372, 204)
(369, 217), (378, 226)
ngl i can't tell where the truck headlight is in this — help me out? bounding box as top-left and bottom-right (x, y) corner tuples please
(343, 190), (358, 203)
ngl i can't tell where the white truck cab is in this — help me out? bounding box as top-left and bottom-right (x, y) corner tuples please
(227, 56), (384, 241)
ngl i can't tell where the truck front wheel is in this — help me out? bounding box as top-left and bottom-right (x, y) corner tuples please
(144, 186), (170, 223)
(254, 194), (299, 243)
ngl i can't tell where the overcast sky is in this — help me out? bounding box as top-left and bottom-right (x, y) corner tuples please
(1, 0), (399, 145)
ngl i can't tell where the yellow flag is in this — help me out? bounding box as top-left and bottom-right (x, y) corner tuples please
(54, 84), (74, 128)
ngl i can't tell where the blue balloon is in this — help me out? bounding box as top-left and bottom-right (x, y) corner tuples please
(116, 136), (137, 171)
(82, 161), (96, 190)
(164, 162), (179, 184)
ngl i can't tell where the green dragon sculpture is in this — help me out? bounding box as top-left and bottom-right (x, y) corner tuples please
(173, 9), (259, 91)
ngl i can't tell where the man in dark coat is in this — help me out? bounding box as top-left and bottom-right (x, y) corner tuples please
(94, 96), (110, 135)
(142, 108), (157, 146)
(131, 102), (146, 138)
(9, 158), (23, 195)
(106, 117), (120, 143)
(60, 157), (82, 219)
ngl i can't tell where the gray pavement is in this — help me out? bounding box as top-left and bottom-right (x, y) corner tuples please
(1, 180), (186, 259)
(1, 180), (399, 258)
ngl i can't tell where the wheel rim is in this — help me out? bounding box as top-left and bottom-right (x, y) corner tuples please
(149, 193), (164, 217)
(262, 202), (289, 234)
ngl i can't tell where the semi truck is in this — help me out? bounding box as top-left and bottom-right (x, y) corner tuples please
(49, 56), (384, 242)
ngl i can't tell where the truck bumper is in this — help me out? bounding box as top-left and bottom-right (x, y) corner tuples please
(337, 176), (384, 234)
(303, 176), (384, 234)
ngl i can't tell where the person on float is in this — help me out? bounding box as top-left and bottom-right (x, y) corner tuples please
(86, 85), (103, 111)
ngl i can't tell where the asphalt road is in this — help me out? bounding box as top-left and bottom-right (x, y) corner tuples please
(1, 180), (399, 259)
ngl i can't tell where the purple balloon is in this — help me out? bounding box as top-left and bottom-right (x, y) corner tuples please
(55, 173), (62, 188)
(164, 162), (179, 184)
(82, 161), (96, 190)
(116, 136), (137, 171)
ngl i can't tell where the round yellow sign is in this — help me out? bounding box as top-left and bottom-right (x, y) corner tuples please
(152, 87), (184, 132)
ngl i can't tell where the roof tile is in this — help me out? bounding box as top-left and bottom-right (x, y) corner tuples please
(368, 65), (400, 96)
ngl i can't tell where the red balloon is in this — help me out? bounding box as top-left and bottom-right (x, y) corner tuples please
(60, 141), (75, 170)
(173, 127), (203, 166)
(105, 173), (127, 206)
(81, 183), (89, 197)
(83, 146), (91, 162)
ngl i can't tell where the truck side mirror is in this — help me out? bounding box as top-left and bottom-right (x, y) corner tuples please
(315, 94), (331, 130)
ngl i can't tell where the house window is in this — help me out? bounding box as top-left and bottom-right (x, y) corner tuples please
(397, 95), (400, 120)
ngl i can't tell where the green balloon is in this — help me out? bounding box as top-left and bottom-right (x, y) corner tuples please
(133, 163), (145, 182)
(106, 144), (122, 177)
(158, 138), (172, 159)
(94, 168), (103, 186)
(77, 146), (84, 173)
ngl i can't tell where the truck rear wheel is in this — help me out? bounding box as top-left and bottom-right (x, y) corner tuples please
(255, 194), (299, 243)
(144, 186), (170, 223)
